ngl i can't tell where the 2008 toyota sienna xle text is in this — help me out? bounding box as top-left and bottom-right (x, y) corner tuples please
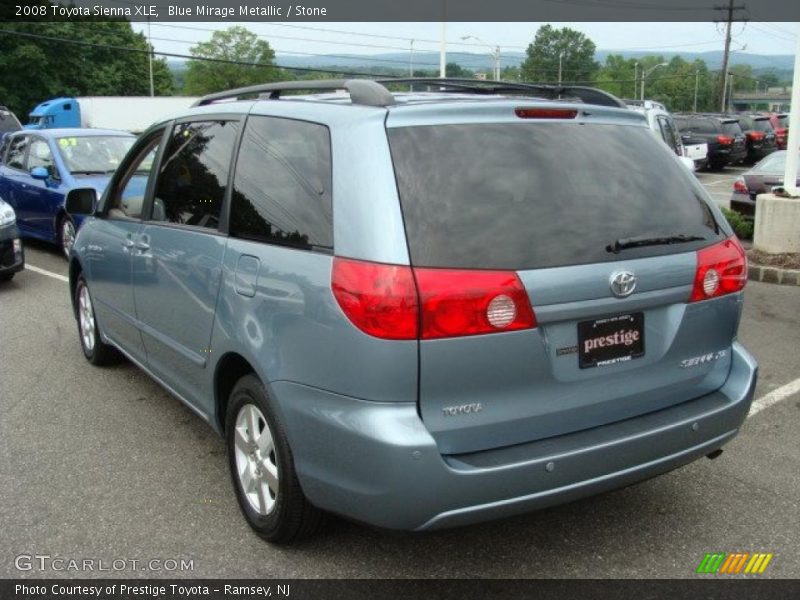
(66, 78), (757, 543)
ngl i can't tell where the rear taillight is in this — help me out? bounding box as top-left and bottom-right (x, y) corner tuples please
(331, 258), (418, 340)
(733, 177), (748, 194)
(414, 268), (536, 339)
(689, 237), (747, 302)
(716, 135), (733, 145)
(332, 258), (536, 340)
(747, 131), (765, 141)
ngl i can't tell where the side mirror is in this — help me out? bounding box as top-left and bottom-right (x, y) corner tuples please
(30, 166), (49, 180)
(65, 188), (97, 216)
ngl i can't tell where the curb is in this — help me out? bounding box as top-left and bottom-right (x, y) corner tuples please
(748, 264), (800, 286)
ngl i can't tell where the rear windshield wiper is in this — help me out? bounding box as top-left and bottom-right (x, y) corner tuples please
(606, 234), (705, 254)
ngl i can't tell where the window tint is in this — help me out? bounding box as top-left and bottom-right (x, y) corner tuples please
(388, 122), (724, 270)
(752, 118), (773, 133)
(153, 120), (239, 229)
(0, 109), (21, 135)
(692, 118), (716, 134)
(28, 138), (57, 177)
(721, 121), (743, 136)
(5, 136), (28, 170)
(108, 132), (163, 220)
(230, 116), (333, 251)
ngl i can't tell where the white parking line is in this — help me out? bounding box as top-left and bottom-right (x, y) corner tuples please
(750, 377), (800, 416)
(24, 264), (69, 283)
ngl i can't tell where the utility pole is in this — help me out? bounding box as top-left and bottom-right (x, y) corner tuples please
(716, 0), (747, 112)
(147, 17), (154, 97)
(693, 69), (699, 112)
(558, 52), (564, 86)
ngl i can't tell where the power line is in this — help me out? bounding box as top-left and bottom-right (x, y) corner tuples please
(0, 28), (399, 78)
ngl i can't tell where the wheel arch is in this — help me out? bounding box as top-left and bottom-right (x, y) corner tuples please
(214, 352), (257, 435)
(68, 257), (83, 318)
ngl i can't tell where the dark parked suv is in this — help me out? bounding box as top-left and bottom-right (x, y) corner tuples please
(65, 79), (757, 543)
(734, 113), (778, 163)
(674, 114), (747, 169)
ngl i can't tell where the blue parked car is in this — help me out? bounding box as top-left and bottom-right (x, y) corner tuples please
(66, 79), (756, 543)
(0, 128), (134, 258)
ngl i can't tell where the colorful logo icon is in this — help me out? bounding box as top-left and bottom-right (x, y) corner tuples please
(697, 552), (774, 575)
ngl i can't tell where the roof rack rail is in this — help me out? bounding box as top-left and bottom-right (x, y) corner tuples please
(192, 77), (627, 110)
(192, 79), (396, 108)
(376, 78), (628, 108)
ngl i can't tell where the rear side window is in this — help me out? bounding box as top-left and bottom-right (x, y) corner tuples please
(153, 120), (239, 230)
(388, 122), (724, 270)
(230, 116), (333, 251)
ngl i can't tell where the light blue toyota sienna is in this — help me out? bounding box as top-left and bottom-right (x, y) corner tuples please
(66, 79), (757, 543)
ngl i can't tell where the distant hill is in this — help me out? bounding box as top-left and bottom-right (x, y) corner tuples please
(166, 49), (794, 77)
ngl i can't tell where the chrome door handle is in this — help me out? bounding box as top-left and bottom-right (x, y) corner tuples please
(134, 241), (150, 252)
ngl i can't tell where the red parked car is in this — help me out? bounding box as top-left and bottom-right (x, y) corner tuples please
(764, 113), (789, 150)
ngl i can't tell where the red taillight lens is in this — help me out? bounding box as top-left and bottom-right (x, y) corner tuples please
(515, 108), (578, 119)
(733, 177), (748, 194)
(716, 135), (733, 145)
(331, 258), (418, 339)
(747, 131), (765, 141)
(689, 237), (747, 302)
(414, 268), (536, 339)
(332, 258), (537, 339)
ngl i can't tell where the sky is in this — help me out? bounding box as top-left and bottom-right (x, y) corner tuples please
(130, 21), (798, 63)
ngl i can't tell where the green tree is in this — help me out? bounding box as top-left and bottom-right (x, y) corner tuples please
(0, 7), (173, 118)
(520, 25), (598, 84)
(445, 62), (473, 78)
(729, 64), (757, 92)
(594, 54), (639, 100)
(183, 26), (280, 95)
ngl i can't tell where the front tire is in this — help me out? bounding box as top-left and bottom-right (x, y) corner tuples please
(226, 374), (323, 543)
(75, 275), (118, 366)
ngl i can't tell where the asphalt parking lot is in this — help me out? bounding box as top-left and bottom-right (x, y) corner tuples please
(696, 164), (746, 210)
(1, 172), (799, 579)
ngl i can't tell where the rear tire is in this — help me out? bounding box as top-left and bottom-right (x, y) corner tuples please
(74, 275), (119, 366)
(59, 215), (76, 260)
(226, 374), (324, 543)
(0, 272), (14, 282)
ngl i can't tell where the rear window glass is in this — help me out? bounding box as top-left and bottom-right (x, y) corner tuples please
(751, 118), (774, 133)
(754, 152), (789, 172)
(721, 121), (743, 136)
(777, 115), (789, 127)
(692, 118), (717, 134)
(0, 110), (21, 135)
(388, 122), (724, 270)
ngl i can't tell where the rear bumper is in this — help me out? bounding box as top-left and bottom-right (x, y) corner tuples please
(272, 342), (757, 531)
(0, 225), (24, 275)
(730, 194), (756, 218)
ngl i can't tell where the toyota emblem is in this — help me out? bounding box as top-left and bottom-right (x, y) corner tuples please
(610, 271), (637, 298)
